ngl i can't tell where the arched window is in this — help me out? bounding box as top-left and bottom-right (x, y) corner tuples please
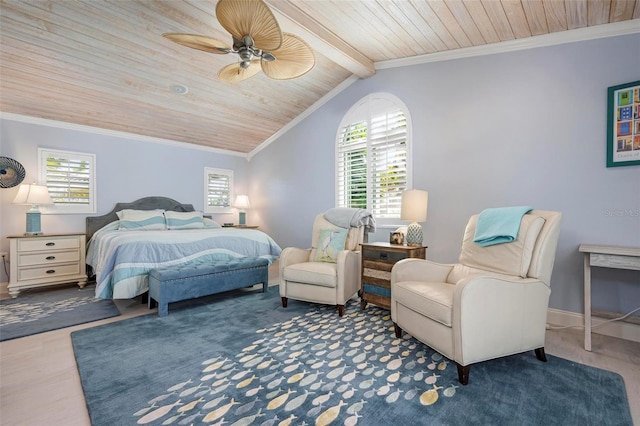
(336, 93), (412, 220)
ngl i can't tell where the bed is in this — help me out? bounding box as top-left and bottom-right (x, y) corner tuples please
(85, 196), (282, 299)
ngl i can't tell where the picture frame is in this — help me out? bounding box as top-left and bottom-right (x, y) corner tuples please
(390, 231), (404, 245)
(607, 80), (640, 168)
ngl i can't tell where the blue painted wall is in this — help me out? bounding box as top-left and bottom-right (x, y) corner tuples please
(250, 34), (640, 317)
(1, 33), (638, 319)
(0, 120), (249, 262)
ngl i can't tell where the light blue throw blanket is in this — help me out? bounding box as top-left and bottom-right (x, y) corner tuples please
(324, 208), (376, 233)
(473, 206), (533, 247)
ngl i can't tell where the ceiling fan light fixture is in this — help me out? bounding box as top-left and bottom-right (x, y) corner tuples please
(165, 0), (315, 83)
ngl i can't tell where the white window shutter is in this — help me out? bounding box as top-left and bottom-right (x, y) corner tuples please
(204, 167), (233, 213)
(336, 93), (411, 220)
(38, 148), (96, 214)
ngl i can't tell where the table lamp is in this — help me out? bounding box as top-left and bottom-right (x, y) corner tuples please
(13, 183), (53, 235)
(401, 189), (428, 246)
(233, 195), (251, 226)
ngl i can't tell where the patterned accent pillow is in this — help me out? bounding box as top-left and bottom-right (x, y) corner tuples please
(164, 211), (205, 230)
(117, 209), (166, 231)
(313, 229), (348, 263)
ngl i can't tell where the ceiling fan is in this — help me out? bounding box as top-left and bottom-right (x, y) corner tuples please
(163, 0), (315, 83)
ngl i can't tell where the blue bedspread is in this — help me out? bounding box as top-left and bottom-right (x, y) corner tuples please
(87, 225), (281, 299)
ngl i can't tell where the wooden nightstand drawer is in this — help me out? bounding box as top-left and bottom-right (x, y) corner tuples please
(18, 263), (82, 281)
(18, 250), (81, 267)
(363, 248), (407, 263)
(360, 242), (427, 310)
(18, 236), (80, 252)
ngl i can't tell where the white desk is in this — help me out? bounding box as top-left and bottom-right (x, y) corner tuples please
(578, 244), (640, 351)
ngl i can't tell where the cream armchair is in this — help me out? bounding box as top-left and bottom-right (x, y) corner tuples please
(279, 213), (366, 316)
(391, 210), (562, 385)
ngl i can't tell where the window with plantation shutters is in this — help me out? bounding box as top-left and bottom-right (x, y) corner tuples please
(204, 167), (233, 213)
(336, 93), (411, 221)
(38, 148), (96, 214)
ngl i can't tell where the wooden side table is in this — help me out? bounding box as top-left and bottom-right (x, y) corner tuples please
(360, 242), (427, 310)
(7, 233), (88, 298)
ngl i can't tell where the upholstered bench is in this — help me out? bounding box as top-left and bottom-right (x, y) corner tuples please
(148, 257), (269, 316)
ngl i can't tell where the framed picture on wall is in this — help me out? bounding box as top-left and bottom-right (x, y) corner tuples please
(607, 80), (640, 167)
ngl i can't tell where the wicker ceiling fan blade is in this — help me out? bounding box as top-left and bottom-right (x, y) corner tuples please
(162, 33), (231, 54)
(216, 0), (282, 51)
(261, 33), (315, 80)
(218, 60), (262, 83)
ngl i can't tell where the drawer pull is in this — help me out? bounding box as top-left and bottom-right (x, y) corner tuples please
(380, 252), (388, 260)
(46, 242), (56, 246)
(46, 269), (56, 274)
(46, 256), (56, 260)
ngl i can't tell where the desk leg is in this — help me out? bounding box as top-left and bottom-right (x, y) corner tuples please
(583, 253), (592, 351)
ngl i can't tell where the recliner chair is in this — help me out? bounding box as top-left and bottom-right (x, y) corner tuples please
(279, 213), (366, 316)
(391, 210), (562, 385)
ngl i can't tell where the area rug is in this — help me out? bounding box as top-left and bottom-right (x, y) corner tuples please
(0, 284), (120, 342)
(71, 287), (633, 426)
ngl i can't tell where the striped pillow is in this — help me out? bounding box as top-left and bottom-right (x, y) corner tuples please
(117, 209), (166, 231)
(164, 211), (204, 230)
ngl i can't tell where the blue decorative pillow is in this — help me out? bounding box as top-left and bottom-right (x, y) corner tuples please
(117, 209), (166, 231)
(314, 229), (348, 263)
(164, 211), (205, 230)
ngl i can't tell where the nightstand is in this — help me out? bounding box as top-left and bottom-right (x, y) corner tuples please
(7, 233), (88, 298)
(360, 242), (427, 310)
(223, 225), (259, 229)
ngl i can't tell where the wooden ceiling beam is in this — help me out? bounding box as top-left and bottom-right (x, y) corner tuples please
(265, 0), (376, 78)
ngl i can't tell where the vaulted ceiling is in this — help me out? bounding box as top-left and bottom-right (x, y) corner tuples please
(1, 0), (638, 155)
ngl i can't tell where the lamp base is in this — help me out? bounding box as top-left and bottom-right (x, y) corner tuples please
(238, 211), (246, 226)
(25, 211), (42, 235)
(406, 221), (423, 246)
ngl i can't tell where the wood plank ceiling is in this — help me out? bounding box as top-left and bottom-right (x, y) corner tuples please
(1, 0), (638, 154)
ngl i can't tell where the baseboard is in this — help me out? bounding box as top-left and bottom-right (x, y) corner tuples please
(547, 308), (640, 344)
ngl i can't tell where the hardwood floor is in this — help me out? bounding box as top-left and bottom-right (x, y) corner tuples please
(1, 295), (639, 426)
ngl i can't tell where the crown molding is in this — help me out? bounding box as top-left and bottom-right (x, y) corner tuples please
(375, 20), (640, 70)
(3, 21), (637, 161)
(0, 112), (247, 158)
(251, 21), (639, 158)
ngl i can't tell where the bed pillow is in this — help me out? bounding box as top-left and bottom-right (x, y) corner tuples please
(117, 209), (166, 231)
(164, 211), (205, 230)
(313, 229), (348, 263)
(203, 218), (222, 228)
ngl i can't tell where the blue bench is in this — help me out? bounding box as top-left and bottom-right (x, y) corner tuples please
(148, 257), (269, 316)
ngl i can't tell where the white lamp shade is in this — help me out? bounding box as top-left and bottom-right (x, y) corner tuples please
(13, 183), (53, 205)
(233, 195), (251, 210)
(401, 189), (428, 222)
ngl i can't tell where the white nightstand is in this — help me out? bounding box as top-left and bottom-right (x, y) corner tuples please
(7, 233), (88, 298)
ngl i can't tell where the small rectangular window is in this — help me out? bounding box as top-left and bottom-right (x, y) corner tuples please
(38, 148), (96, 214)
(204, 167), (233, 213)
